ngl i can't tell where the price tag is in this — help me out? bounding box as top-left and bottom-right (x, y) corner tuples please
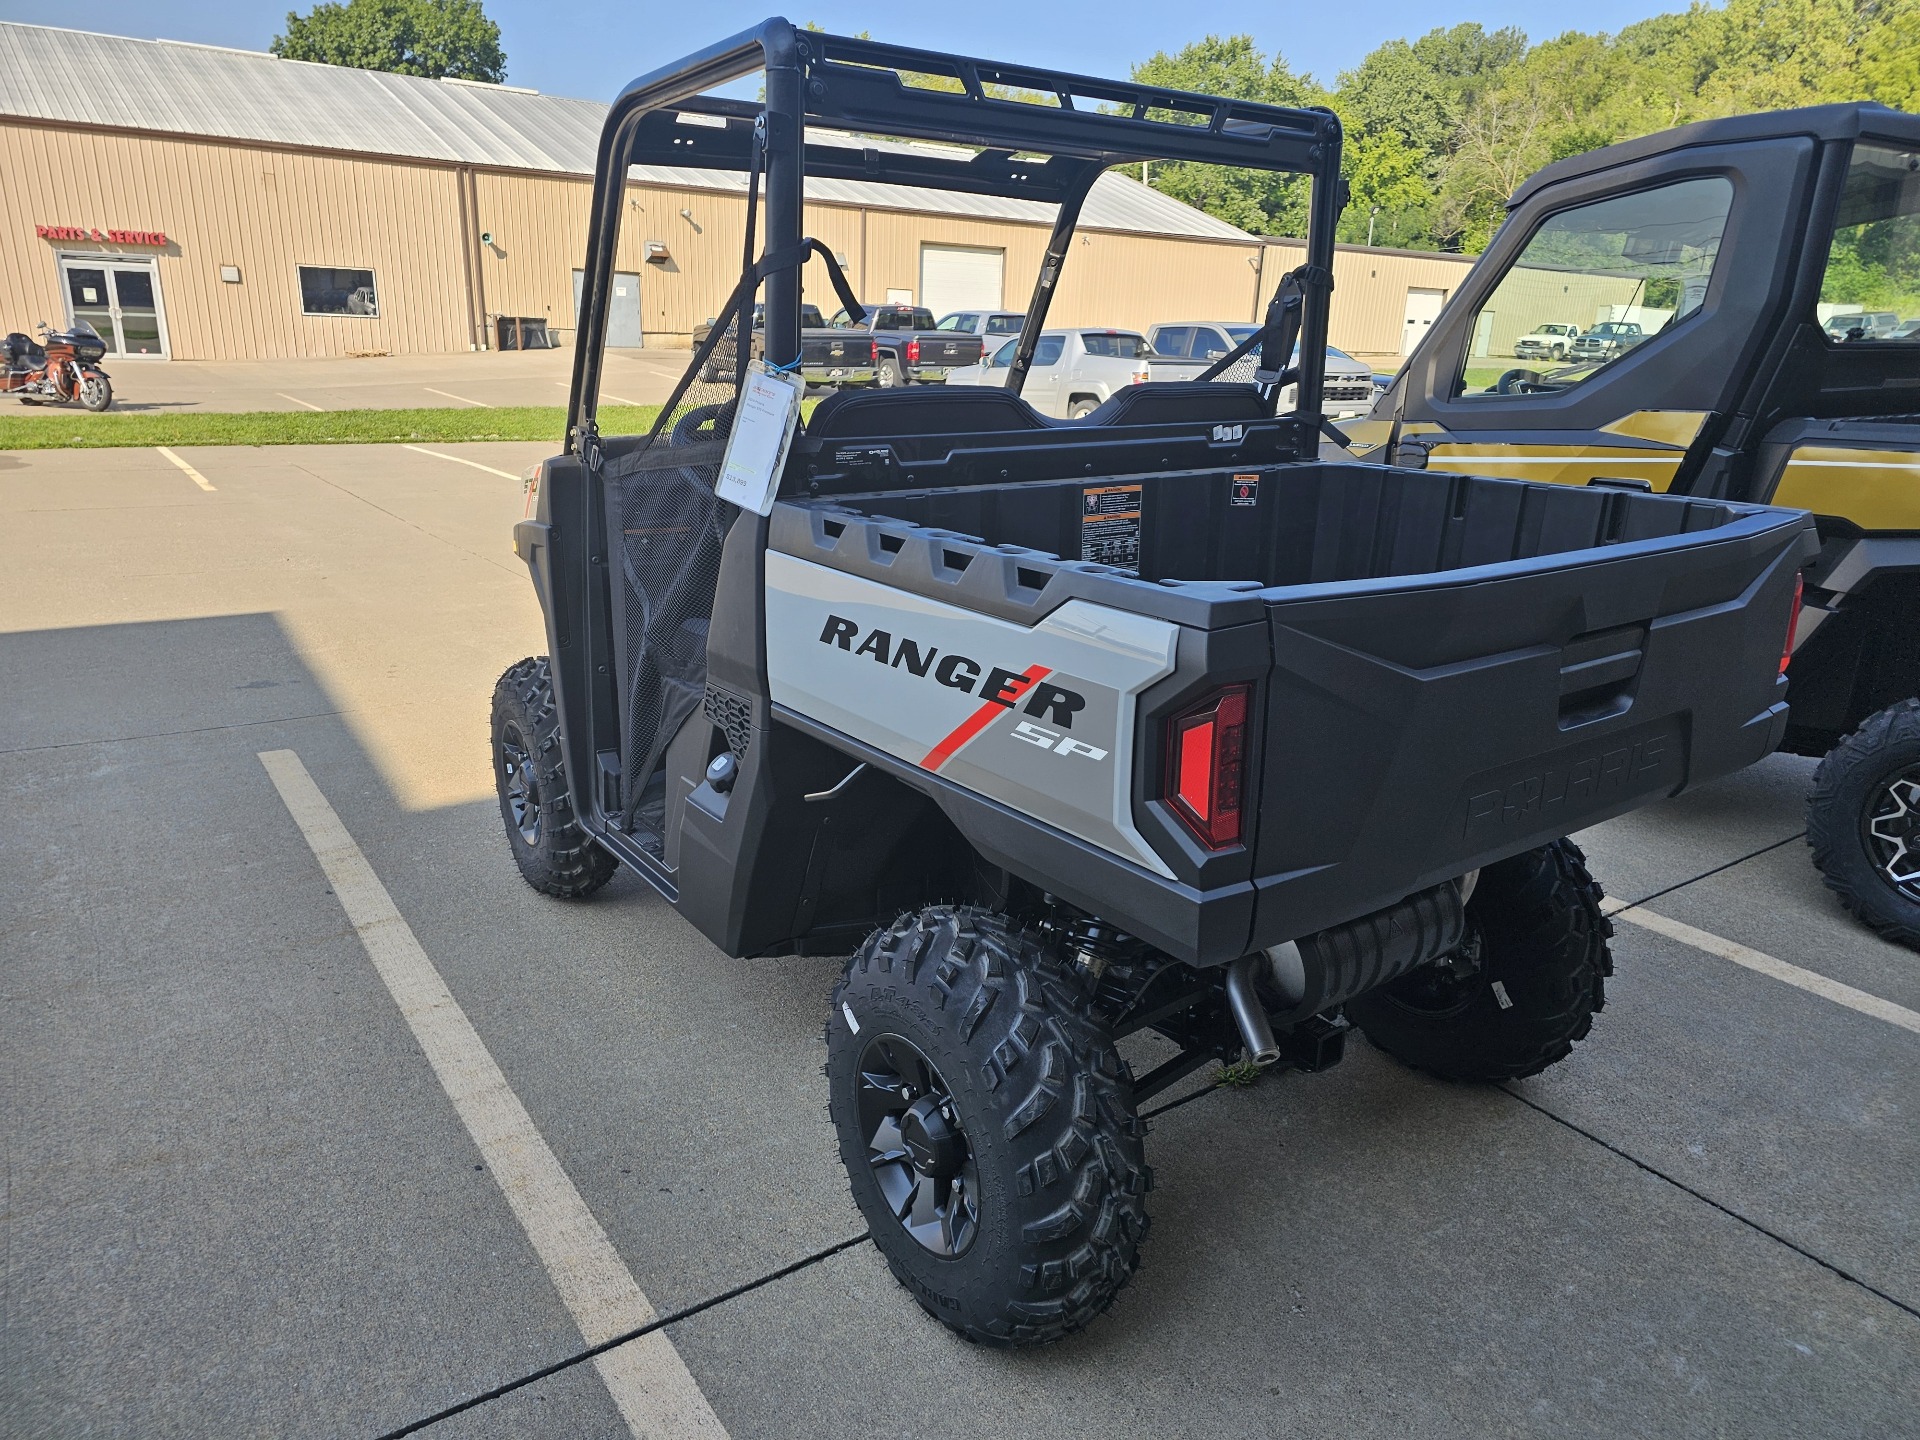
(714, 362), (804, 516)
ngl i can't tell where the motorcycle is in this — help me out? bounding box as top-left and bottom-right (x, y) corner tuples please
(2, 321), (113, 411)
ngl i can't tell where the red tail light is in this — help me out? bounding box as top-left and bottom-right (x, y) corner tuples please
(906, 337), (921, 365)
(870, 340), (880, 365)
(1782, 573), (1804, 674)
(1166, 684), (1250, 849)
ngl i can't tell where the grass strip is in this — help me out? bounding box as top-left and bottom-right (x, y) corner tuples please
(0, 404), (662, 450)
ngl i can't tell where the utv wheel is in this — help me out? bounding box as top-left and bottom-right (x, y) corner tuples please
(1347, 839), (1612, 1081)
(1808, 698), (1920, 947)
(827, 906), (1150, 1347)
(490, 656), (618, 898)
(876, 357), (904, 388)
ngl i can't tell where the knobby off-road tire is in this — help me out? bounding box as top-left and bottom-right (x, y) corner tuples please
(1808, 698), (1920, 948)
(1347, 839), (1613, 1081)
(490, 656), (618, 899)
(827, 906), (1151, 1346)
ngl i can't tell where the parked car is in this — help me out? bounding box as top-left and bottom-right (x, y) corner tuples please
(1512, 323), (1581, 360)
(1147, 322), (1378, 417)
(1569, 320), (1645, 362)
(829, 302), (983, 385)
(1824, 310), (1903, 341)
(691, 302), (876, 388)
(947, 328), (1199, 416)
(935, 310), (1026, 341)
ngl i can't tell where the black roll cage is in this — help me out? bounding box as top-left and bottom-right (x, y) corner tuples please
(566, 16), (1345, 457)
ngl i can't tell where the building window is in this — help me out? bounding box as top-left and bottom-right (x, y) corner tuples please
(298, 266), (380, 317)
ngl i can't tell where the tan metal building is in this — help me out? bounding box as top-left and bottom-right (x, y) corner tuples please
(0, 22), (1478, 364)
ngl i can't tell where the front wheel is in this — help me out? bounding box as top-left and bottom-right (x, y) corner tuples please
(78, 371), (112, 411)
(490, 657), (618, 898)
(827, 906), (1150, 1347)
(1808, 698), (1920, 947)
(1347, 839), (1612, 1081)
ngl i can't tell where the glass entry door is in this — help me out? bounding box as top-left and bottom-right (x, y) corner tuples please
(60, 258), (168, 357)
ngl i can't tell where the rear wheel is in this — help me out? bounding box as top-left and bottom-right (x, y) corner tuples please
(1808, 699), (1920, 947)
(1347, 840), (1612, 1081)
(827, 906), (1150, 1346)
(1068, 396), (1100, 419)
(490, 657), (617, 898)
(876, 356), (904, 388)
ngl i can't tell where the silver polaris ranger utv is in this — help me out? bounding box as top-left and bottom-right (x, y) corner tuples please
(492, 19), (1817, 1346)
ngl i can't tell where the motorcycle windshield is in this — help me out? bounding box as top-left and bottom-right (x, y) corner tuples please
(69, 320), (103, 341)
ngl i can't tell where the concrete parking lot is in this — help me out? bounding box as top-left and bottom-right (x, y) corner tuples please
(0, 348), (688, 417)
(3, 440), (1916, 1439)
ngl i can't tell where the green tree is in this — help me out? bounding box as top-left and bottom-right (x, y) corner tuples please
(1129, 36), (1324, 236)
(272, 0), (505, 82)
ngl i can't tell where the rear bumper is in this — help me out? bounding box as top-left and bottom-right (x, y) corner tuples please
(804, 365), (876, 386)
(906, 366), (951, 383)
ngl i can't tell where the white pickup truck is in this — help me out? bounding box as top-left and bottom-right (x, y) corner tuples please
(944, 328), (1204, 417)
(1148, 321), (1378, 418)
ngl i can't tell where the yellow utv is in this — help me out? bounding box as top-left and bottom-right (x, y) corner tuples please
(1355, 104), (1920, 944)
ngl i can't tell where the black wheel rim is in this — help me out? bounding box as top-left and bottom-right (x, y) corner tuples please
(855, 1034), (979, 1257)
(1864, 766), (1920, 900)
(498, 721), (541, 846)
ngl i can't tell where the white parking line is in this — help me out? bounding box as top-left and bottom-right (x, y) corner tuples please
(424, 386), (491, 407)
(1615, 906), (1920, 1036)
(257, 750), (728, 1440)
(553, 379), (649, 407)
(154, 446), (215, 491)
(400, 444), (520, 480)
(277, 392), (325, 411)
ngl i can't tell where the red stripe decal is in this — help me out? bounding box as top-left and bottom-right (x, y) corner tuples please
(921, 665), (1050, 771)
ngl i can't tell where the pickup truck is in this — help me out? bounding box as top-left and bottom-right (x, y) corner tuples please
(947, 328), (1199, 416)
(1147, 321), (1377, 417)
(829, 302), (983, 386)
(692, 302), (876, 388)
(935, 309), (1027, 342)
(505, 19), (1816, 1352)
(1513, 322), (1581, 360)
(1570, 320), (1645, 362)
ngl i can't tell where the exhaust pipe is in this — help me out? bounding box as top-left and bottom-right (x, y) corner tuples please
(1265, 880), (1466, 1024)
(1223, 878), (1471, 1062)
(1225, 954), (1280, 1065)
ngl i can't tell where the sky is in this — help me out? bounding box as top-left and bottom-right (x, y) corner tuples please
(1, 0), (1700, 102)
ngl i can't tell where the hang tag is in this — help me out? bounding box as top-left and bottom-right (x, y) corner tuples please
(714, 362), (804, 516)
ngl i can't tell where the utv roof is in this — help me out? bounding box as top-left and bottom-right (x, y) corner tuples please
(604, 18), (1343, 207)
(1510, 102), (1920, 209)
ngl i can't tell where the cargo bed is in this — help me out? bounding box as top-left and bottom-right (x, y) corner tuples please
(767, 460), (1813, 961)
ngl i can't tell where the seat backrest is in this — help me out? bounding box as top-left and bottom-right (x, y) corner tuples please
(1073, 381), (1268, 428)
(806, 385), (1054, 441)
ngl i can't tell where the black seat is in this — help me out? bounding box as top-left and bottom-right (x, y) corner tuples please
(807, 385), (1057, 440)
(3, 332), (42, 367)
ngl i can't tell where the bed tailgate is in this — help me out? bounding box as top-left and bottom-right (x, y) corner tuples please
(1245, 507), (1818, 946)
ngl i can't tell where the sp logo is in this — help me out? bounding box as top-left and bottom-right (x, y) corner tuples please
(1211, 423), (1245, 442)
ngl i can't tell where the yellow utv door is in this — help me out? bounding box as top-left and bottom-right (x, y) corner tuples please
(1376, 138), (1817, 492)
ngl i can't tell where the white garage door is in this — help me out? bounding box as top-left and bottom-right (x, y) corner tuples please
(920, 244), (1005, 317)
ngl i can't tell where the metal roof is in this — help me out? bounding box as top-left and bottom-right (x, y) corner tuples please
(0, 21), (1254, 243)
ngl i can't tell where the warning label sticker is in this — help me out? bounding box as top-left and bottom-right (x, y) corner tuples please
(1081, 484), (1143, 571)
(1230, 473), (1260, 507)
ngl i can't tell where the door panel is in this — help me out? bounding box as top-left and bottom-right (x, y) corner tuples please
(63, 266), (117, 354)
(1391, 138), (1818, 489)
(1402, 288), (1445, 356)
(111, 267), (164, 355)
